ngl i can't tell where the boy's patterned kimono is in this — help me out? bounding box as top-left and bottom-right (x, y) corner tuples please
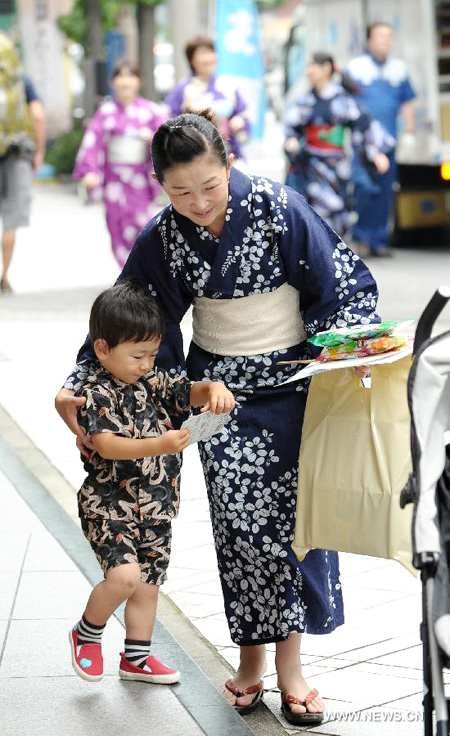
(77, 363), (193, 584)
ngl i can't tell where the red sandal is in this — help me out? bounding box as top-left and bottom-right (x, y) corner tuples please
(224, 678), (263, 715)
(281, 688), (325, 725)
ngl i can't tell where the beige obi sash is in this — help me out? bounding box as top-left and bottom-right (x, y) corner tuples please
(192, 282), (306, 357)
(107, 135), (148, 165)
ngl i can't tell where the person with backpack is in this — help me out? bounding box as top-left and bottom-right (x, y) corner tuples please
(0, 33), (45, 293)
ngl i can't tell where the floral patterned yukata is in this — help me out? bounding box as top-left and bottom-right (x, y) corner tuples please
(285, 81), (394, 242)
(66, 167), (379, 646)
(74, 96), (166, 268)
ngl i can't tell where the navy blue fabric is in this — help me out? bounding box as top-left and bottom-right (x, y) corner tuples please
(284, 82), (394, 242)
(23, 76), (39, 104)
(352, 151), (397, 249)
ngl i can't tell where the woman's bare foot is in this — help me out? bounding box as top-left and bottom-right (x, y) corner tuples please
(223, 644), (267, 708)
(277, 670), (325, 715)
(275, 634), (324, 716)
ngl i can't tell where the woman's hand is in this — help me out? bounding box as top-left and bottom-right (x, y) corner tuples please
(55, 388), (94, 457)
(355, 366), (369, 379)
(201, 383), (235, 415)
(373, 153), (390, 175)
(285, 136), (300, 154)
(82, 172), (100, 190)
(138, 127), (154, 142)
(229, 114), (245, 133)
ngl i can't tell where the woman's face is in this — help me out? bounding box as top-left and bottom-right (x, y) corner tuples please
(306, 60), (332, 88)
(162, 152), (232, 236)
(191, 47), (217, 80)
(112, 69), (141, 103)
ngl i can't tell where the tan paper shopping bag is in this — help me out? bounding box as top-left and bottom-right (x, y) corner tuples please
(293, 356), (414, 573)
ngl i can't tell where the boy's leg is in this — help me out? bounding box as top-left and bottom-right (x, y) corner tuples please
(124, 580), (159, 641)
(70, 563), (142, 682)
(119, 523), (180, 683)
(119, 582), (180, 684)
(85, 562), (142, 624)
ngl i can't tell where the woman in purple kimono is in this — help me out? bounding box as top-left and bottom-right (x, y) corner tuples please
(164, 36), (250, 159)
(56, 113), (379, 727)
(74, 61), (166, 268)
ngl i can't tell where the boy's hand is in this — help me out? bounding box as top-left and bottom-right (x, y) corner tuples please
(158, 428), (191, 454)
(201, 383), (235, 415)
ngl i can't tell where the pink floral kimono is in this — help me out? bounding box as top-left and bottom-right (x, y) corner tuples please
(74, 97), (166, 267)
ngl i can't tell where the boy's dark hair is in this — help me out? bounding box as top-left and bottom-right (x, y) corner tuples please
(151, 110), (227, 183)
(366, 22), (393, 40)
(89, 279), (165, 348)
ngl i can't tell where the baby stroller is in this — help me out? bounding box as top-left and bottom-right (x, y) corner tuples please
(401, 285), (450, 736)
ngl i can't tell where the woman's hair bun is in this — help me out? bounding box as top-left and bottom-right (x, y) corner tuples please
(184, 107), (216, 124)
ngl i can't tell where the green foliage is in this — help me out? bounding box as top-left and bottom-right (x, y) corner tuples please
(57, 0), (164, 51)
(45, 124), (85, 175)
(127, 0), (164, 6)
(255, 0), (285, 6)
(57, 0), (123, 50)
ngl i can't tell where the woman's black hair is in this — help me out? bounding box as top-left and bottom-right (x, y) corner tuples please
(89, 279), (165, 348)
(310, 51), (360, 96)
(151, 110), (228, 183)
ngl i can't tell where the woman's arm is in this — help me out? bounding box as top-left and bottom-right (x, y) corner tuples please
(57, 218), (194, 441)
(92, 429), (190, 460)
(278, 185), (380, 333)
(343, 96), (395, 170)
(73, 107), (107, 182)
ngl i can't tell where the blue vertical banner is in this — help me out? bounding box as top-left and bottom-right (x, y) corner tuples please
(215, 0), (266, 140)
(106, 31), (126, 95)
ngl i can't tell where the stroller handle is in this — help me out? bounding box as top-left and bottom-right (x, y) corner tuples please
(413, 285), (450, 355)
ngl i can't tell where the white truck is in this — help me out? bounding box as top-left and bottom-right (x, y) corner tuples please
(284, 0), (450, 243)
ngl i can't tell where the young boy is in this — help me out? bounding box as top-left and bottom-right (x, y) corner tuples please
(69, 279), (235, 684)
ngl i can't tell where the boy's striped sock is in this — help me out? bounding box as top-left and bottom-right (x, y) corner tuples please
(76, 614), (106, 645)
(124, 638), (151, 669)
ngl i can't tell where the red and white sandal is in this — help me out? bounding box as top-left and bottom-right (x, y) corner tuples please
(224, 678), (263, 715)
(281, 688), (325, 725)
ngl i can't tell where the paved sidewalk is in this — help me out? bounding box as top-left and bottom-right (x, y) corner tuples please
(1, 177), (450, 734)
(0, 431), (262, 736)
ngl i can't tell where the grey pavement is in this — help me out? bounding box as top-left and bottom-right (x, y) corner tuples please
(0, 152), (450, 735)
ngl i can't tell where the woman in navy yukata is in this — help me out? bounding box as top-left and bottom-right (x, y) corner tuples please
(56, 112), (379, 727)
(285, 52), (395, 246)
